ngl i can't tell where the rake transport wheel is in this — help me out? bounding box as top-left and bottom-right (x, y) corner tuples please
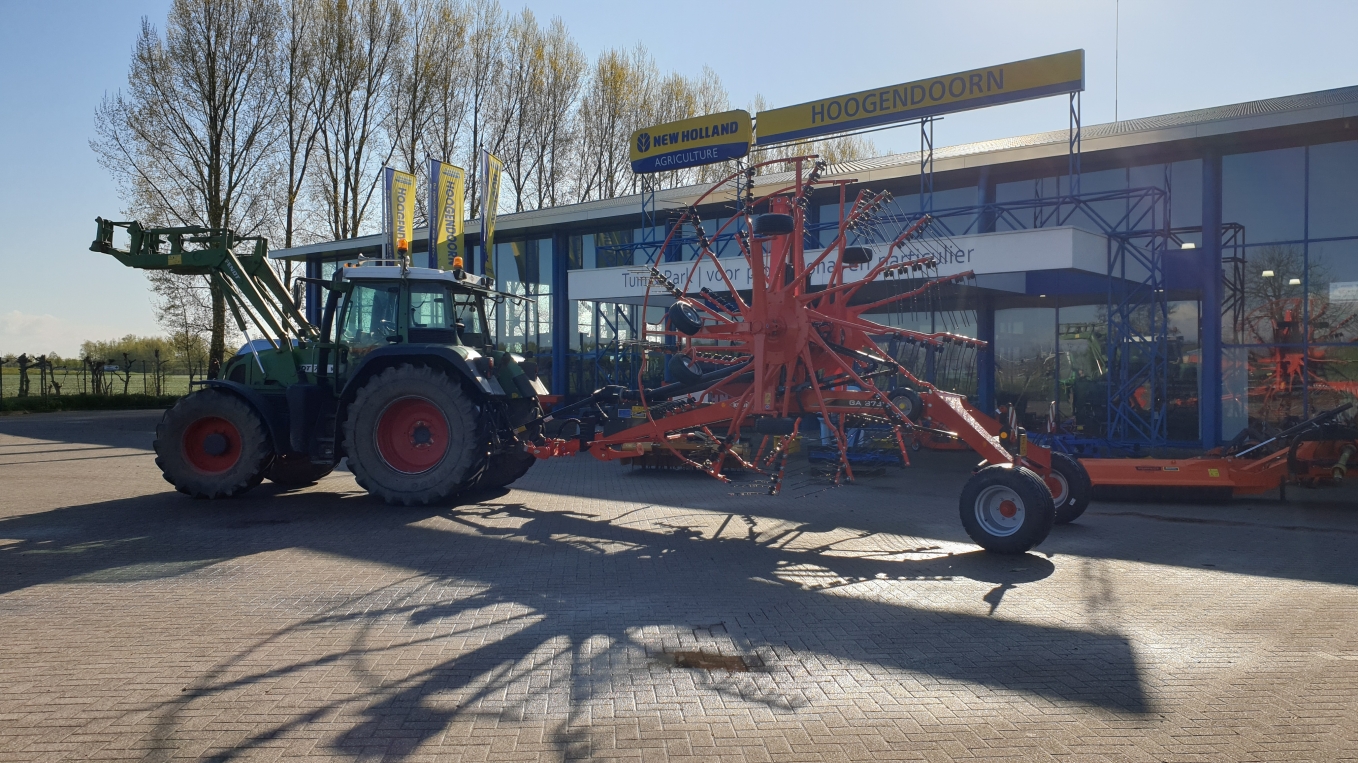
(155, 388), (272, 498)
(344, 364), (481, 506)
(959, 464), (1056, 554)
(1046, 452), (1092, 524)
(473, 400), (539, 491)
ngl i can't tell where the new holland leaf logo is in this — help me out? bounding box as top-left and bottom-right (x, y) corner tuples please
(637, 132), (651, 153)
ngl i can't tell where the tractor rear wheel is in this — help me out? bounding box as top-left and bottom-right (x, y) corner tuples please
(959, 465), (1055, 554)
(344, 364), (481, 506)
(155, 389), (271, 499)
(1046, 452), (1092, 524)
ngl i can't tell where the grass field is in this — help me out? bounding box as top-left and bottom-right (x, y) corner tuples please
(0, 367), (199, 399)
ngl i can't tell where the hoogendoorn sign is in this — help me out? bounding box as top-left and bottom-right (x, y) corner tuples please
(755, 50), (1085, 145)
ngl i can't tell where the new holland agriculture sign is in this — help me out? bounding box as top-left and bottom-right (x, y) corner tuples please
(630, 109), (752, 174)
(755, 50), (1085, 145)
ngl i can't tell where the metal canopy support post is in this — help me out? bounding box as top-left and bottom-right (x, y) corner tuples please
(640, 175), (657, 261)
(1068, 91), (1082, 197)
(551, 230), (571, 396)
(1200, 150), (1224, 449)
(976, 297), (995, 413)
(920, 117), (934, 214)
(976, 166), (996, 234)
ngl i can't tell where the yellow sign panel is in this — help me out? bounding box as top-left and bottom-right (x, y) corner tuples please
(428, 159), (465, 270)
(384, 166), (417, 259)
(756, 50), (1084, 146)
(630, 109), (752, 174)
(481, 150), (503, 261)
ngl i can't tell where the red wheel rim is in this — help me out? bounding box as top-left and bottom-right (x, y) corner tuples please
(182, 416), (243, 474)
(375, 397), (449, 475)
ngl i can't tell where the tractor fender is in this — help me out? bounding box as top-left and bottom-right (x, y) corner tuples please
(339, 345), (505, 403)
(199, 379), (287, 451)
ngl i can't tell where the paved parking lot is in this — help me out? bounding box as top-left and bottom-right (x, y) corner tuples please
(2, 409), (1357, 762)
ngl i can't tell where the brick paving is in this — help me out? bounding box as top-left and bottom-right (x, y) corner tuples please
(1, 409), (1357, 761)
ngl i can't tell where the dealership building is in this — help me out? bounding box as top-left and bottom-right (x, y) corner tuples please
(274, 84), (1358, 450)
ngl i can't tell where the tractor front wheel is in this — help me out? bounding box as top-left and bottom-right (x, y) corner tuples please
(344, 364), (482, 506)
(959, 465), (1055, 554)
(155, 389), (272, 499)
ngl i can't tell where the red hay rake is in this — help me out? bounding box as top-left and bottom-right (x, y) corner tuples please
(528, 157), (1089, 553)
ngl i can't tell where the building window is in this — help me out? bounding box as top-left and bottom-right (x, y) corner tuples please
(594, 229), (633, 268)
(1223, 146), (1306, 244)
(1307, 140), (1358, 240)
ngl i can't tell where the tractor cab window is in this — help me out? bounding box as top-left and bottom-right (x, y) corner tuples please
(408, 283), (460, 344)
(339, 282), (400, 358)
(452, 292), (486, 347)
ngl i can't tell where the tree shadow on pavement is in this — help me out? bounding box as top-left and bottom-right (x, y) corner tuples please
(2, 482), (1148, 762)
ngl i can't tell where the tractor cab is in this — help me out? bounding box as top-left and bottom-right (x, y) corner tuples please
(329, 265), (496, 358)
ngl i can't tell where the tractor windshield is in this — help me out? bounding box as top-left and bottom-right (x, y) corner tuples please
(408, 281), (487, 347)
(339, 282), (401, 358)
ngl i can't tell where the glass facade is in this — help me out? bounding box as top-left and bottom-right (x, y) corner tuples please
(492, 238), (553, 381)
(295, 118), (1358, 447)
(1222, 141), (1358, 434)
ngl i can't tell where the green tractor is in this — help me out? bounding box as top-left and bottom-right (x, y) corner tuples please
(91, 218), (548, 505)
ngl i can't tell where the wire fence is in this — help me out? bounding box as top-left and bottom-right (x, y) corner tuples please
(0, 354), (206, 400)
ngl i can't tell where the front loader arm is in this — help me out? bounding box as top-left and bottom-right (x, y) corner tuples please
(91, 217), (314, 351)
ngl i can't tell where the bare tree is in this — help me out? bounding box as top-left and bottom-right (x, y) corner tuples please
(424, 0), (472, 175)
(314, 0), (405, 240)
(574, 45), (659, 202)
(276, 0), (335, 285)
(93, 0), (284, 376)
(497, 9), (546, 213)
(148, 271), (217, 382)
(460, 0), (508, 220)
(529, 17), (585, 209)
(386, 0), (458, 224)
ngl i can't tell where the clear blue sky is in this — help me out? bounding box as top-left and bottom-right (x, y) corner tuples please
(2, 0), (1356, 356)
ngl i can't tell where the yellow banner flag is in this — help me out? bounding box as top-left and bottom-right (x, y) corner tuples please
(480, 149), (504, 268)
(428, 159), (465, 270)
(384, 166), (417, 262)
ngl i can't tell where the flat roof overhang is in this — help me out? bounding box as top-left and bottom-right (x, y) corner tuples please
(271, 85), (1358, 264)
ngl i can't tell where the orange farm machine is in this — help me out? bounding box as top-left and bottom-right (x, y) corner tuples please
(522, 157), (1093, 554)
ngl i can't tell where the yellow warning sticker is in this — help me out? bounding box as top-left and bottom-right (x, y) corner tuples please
(1208, 468), (1220, 478)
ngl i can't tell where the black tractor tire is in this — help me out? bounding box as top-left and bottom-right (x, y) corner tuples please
(154, 388), (272, 499)
(669, 353), (703, 385)
(343, 364), (482, 506)
(753, 213), (795, 236)
(266, 456), (335, 487)
(889, 388), (923, 423)
(959, 464), (1056, 554)
(842, 246), (873, 265)
(668, 300), (704, 336)
(1047, 452), (1092, 524)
